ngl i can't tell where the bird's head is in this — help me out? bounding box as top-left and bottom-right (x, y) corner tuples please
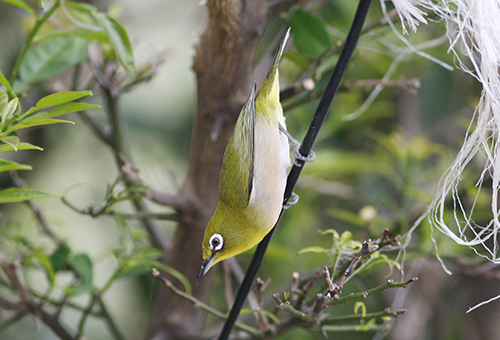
(196, 206), (259, 284)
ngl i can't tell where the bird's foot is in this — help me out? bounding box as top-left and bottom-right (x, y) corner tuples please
(293, 148), (315, 167)
(283, 192), (299, 209)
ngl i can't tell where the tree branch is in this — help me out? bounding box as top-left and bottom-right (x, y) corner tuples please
(334, 277), (418, 305)
(151, 269), (261, 338)
(267, 0), (300, 19)
(0, 256), (76, 340)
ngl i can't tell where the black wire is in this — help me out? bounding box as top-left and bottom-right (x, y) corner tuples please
(218, 0), (373, 338)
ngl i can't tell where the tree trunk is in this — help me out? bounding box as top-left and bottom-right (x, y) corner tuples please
(146, 1), (268, 338)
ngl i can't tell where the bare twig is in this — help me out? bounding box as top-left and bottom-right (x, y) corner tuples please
(78, 110), (113, 146)
(151, 268), (261, 338)
(10, 171), (63, 245)
(267, 0), (301, 19)
(77, 294), (98, 339)
(88, 54), (170, 252)
(273, 293), (313, 322)
(223, 261), (234, 310)
(0, 256), (76, 340)
(335, 277), (418, 305)
(254, 278), (272, 332)
(120, 156), (190, 211)
(96, 296), (126, 340)
(323, 308), (406, 324)
(281, 9), (400, 104)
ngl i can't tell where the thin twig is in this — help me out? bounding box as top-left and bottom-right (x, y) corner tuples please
(218, 1), (374, 337)
(10, 171), (63, 245)
(267, 0), (301, 19)
(335, 277), (418, 305)
(77, 294), (98, 338)
(280, 8), (399, 104)
(323, 308), (406, 324)
(78, 110), (113, 146)
(273, 294), (313, 322)
(0, 257), (76, 340)
(96, 295), (126, 340)
(312, 241), (378, 318)
(151, 268), (262, 338)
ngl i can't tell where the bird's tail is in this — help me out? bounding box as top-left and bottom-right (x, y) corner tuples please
(257, 27), (291, 102)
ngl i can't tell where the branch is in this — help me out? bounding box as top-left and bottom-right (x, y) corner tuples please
(218, 1), (374, 338)
(312, 241), (378, 318)
(280, 8), (400, 103)
(273, 294), (313, 322)
(78, 110), (113, 146)
(0, 256), (76, 340)
(323, 308), (406, 324)
(120, 160), (190, 211)
(10, 171), (64, 246)
(321, 323), (390, 332)
(267, 0), (301, 19)
(151, 269), (261, 338)
(96, 296), (126, 340)
(335, 277), (418, 305)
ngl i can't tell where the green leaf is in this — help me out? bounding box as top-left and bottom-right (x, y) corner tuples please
(0, 69), (13, 93)
(34, 249), (55, 285)
(0, 141), (43, 152)
(70, 253), (93, 284)
(34, 29), (109, 45)
(290, 9), (331, 58)
(5, 118), (74, 134)
(64, 1), (97, 14)
(0, 136), (19, 150)
(48, 102), (99, 118)
(283, 51), (309, 70)
(114, 259), (191, 294)
(93, 13), (135, 79)
(50, 245), (71, 272)
(41, 0), (54, 9)
(321, 228), (340, 242)
(354, 301), (367, 317)
(27, 117), (74, 127)
(0, 0), (36, 17)
(136, 246), (163, 260)
(297, 246), (329, 255)
(34, 90), (93, 111)
(0, 92), (7, 108)
(15, 37), (88, 92)
(241, 309), (281, 324)
(1, 97), (19, 121)
(0, 188), (59, 203)
(340, 231), (352, 243)
(66, 282), (95, 296)
(0, 160), (32, 173)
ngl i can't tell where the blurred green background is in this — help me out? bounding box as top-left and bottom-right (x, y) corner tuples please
(1, 0), (498, 339)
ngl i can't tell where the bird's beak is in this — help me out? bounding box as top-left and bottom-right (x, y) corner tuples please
(196, 253), (215, 285)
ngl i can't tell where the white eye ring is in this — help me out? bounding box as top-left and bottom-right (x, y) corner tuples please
(209, 233), (224, 251)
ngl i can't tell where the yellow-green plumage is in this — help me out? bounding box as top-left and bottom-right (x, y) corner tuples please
(197, 29), (291, 283)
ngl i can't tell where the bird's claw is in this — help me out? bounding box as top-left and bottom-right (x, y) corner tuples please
(293, 149), (315, 167)
(283, 192), (299, 209)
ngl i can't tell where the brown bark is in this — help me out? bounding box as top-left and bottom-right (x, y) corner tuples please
(146, 1), (269, 339)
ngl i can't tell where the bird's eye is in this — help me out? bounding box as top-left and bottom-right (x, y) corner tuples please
(209, 233), (224, 251)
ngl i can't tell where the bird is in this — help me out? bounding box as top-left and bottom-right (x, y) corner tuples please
(196, 28), (292, 285)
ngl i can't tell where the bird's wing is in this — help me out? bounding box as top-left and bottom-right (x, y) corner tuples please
(219, 85), (256, 208)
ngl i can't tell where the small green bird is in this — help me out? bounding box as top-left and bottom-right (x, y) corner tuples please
(197, 29), (292, 284)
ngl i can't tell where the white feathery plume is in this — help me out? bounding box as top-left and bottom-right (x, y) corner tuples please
(388, 0), (500, 265)
(387, 0), (500, 312)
